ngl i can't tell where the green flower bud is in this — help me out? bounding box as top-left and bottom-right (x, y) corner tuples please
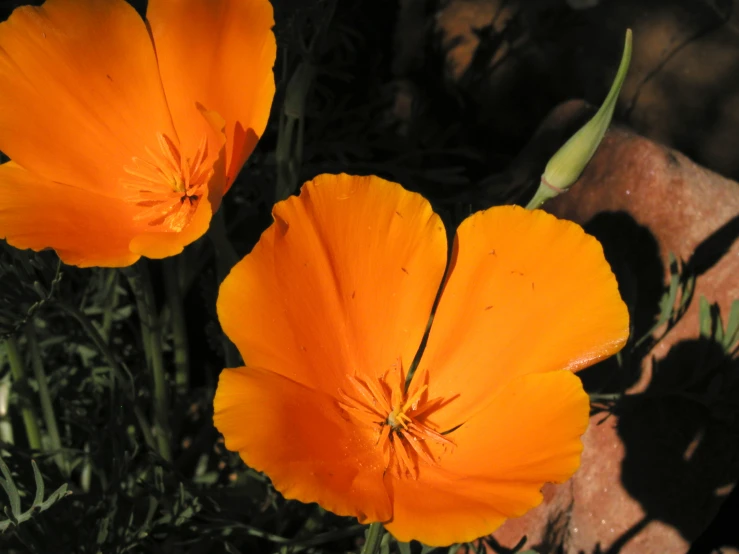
(526, 29), (632, 210)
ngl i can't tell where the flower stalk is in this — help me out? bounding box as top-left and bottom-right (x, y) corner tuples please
(0, 375), (12, 444)
(122, 263), (172, 462)
(25, 322), (67, 475)
(163, 257), (189, 394)
(209, 208), (239, 282)
(360, 522), (385, 554)
(4, 335), (42, 451)
(275, 61), (315, 202)
(208, 209), (241, 368)
(100, 268), (120, 343)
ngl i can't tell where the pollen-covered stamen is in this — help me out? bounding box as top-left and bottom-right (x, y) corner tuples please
(122, 133), (213, 232)
(337, 359), (455, 480)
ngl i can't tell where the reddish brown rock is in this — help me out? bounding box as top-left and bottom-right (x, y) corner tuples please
(494, 414), (686, 554)
(546, 109), (739, 394)
(487, 102), (739, 553)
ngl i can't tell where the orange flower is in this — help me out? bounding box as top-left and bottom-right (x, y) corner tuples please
(214, 174), (629, 546)
(0, 0), (275, 267)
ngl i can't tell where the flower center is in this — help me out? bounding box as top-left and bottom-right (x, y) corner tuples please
(122, 133), (213, 232)
(337, 361), (455, 479)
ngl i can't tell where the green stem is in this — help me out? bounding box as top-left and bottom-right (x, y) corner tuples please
(360, 523), (384, 554)
(100, 268), (119, 343)
(122, 264), (172, 462)
(208, 208), (239, 282)
(57, 301), (158, 454)
(208, 209), (241, 368)
(25, 323), (66, 475)
(4, 336), (42, 451)
(0, 375), (13, 444)
(163, 257), (189, 394)
(524, 186), (557, 211)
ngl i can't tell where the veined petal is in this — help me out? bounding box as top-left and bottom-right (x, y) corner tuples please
(0, 162), (140, 267)
(385, 371), (590, 546)
(0, 0), (177, 195)
(419, 205), (629, 425)
(213, 366), (391, 523)
(217, 174), (447, 394)
(147, 0), (276, 190)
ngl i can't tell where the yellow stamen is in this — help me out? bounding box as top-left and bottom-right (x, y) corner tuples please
(337, 359), (457, 480)
(122, 133), (213, 232)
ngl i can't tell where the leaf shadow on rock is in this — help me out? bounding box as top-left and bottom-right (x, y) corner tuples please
(614, 338), (739, 549)
(577, 211), (739, 553)
(576, 211), (665, 395)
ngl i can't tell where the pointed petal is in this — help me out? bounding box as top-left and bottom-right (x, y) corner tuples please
(0, 162), (140, 267)
(0, 0), (177, 195)
(217, 174), (447, 394)
(385, 371), (589, 546)
(147, 0), (276, 189)
(419, 205), (628, 425)
(213, 366), (391, 523)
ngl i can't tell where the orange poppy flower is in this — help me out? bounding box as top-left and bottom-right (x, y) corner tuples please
(214, 174), (629, 546)
(0, 0), (275, 267)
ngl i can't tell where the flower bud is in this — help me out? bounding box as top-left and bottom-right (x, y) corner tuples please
(526, 29), (632, 210)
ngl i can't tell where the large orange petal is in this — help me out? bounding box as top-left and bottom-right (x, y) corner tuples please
(147, 0), (276, 189)
(385, 371), (589, 546)
(419, 205), (628, 425)
(217, 174), (447, 394)
(0, 162), (140, 267)
(0, 0), (177, 195)
(213, 366), (391, 523)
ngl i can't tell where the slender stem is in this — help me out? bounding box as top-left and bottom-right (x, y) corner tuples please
(208, 209), (241, 368)
(4, 336), (42, 451)
(122, 263), (172, 462)
(360, 523), (384, 554)
(163, 257), (189, 394)
(525, 184), (558, 211)
(25, 323), (67, 475)
(0, 375), (13, 444)
(57, 301), (158, 454)
(100, 268), (119, 343)
(208, 208), (239, 282)
(80, 442), (91, 493)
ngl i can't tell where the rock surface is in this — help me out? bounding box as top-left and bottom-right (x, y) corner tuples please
(546, 110), (739, 395)
(487, 101), (739, 554)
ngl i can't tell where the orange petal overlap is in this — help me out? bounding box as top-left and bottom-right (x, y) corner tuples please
(214, 175), (629, 546)
(0, 0), (275, 266)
